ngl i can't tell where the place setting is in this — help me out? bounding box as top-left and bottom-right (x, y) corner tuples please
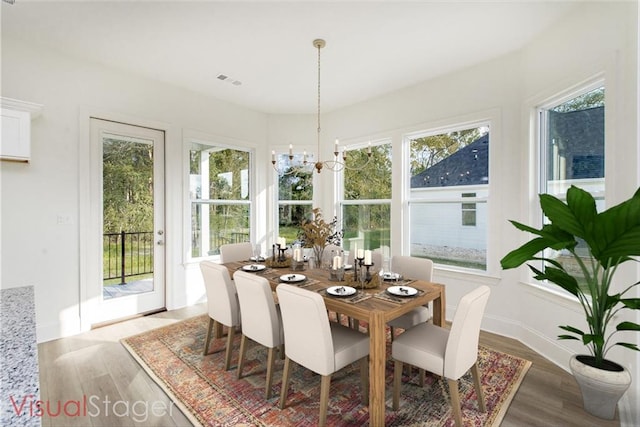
(241, 263), (267, 273)
(319, 285), (372, 304)
(375, 280), (423, 304)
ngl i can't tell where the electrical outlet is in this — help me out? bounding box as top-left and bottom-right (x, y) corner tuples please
(56, 214), (72, 225)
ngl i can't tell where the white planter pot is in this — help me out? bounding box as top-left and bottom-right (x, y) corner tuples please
(569, 354), (631, 420)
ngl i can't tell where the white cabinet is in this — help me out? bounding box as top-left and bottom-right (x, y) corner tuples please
(1, 98), (43, 163)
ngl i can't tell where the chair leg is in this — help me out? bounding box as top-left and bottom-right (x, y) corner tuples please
(393, 360), (403, 410)
(319, 374), (332, 427)
(279, 357), (292, 409)
(390, 326), (396, 342)
(203, 318), (214, 356)
(237, 334), (248, 379)
(471, 362), (486, 412)
(265, 347), (276, 399)
(359, 357), (369, 404)
(419, 368), (426, 387)
(224, 325), (235, 370)
(447, 378), (463, 427)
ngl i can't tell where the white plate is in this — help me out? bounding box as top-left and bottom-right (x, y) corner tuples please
(387, 285), (418, 297)
(280, 274), (306, 283)
(326, 286), (357, 297)
(242, 264), (266, 272)
(344, 264), (353, 270)
(382, 272), (401, 281)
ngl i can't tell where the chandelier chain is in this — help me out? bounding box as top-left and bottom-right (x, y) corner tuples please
(317, 40), (322, 156)
(271, 38), (372, 175)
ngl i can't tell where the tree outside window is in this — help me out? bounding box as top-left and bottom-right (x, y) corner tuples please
(341, 143), (392, 256)
(190, 143), (251, 258)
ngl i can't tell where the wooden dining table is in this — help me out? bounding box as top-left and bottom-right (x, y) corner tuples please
(224, 260), (446, 426)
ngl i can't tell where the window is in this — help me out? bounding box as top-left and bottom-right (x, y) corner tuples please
(407, 125), (489, 271)
(189, 142), (251, 258)
(461, 193), (477, 226)
(538, 85), (605, 284)
(540, 85), (605, 202)
(275, 153), (314, 243)
(340, 142), (392, 258)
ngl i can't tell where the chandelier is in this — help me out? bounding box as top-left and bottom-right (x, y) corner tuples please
(271, 38), (372, 175)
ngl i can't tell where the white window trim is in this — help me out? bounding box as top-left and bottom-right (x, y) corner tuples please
(184, 132), (255, 263)
(527, 76), (605, 293)
(403, 119), (492, 274)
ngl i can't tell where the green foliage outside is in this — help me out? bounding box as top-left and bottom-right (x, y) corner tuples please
(191, 145), (251, 256)
(409, 128), (486, 177)
(103, 139), (154, 234)
(103, 139), (155, 285)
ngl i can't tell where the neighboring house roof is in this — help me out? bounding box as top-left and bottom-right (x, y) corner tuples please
(548, 106), (604, 179)
(411, 134), (489, 188)
(410, 105), (604, 188)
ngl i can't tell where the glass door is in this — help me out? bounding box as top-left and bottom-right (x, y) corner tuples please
(88, 118), (165, 325)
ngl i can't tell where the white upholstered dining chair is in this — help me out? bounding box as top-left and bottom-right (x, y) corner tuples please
(276, 283), (370, 426)
(387, 255), (434, 340)
(199, 261), (241, 370)
(392, 285), (491, 427)
(233, 270), (284, 399)
(219, 242), (253, 263)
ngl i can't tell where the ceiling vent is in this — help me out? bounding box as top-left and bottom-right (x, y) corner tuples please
(216, 74), (242, 86)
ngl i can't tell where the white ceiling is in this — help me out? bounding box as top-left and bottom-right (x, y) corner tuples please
(2, 1), (579, 114)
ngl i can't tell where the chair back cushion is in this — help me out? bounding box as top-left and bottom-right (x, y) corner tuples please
(444, 285), (490, 379)
(199, 261), (240, 327)
(233, 271), (283, 348)
(391, 255), (433, 282)
(219, 242), (253, 263)
(276, 284), (335, 375)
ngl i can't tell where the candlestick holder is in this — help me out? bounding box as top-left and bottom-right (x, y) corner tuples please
(355, 256), (365, 283)
(278, 247), (287, 262)
(364, 263), (373, 282)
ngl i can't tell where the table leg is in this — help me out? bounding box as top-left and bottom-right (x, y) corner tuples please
(432, 288), (445, 327)
(369, 310), (386, 426)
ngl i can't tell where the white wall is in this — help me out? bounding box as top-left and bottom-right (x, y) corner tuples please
(0, 37), (268, 340)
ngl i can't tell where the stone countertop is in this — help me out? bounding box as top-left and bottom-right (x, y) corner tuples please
(1, 285), (41, 427)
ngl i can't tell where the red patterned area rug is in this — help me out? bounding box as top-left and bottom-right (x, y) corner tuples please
(122, 315), (531, 426)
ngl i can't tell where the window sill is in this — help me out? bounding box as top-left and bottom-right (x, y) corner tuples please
(433, 266), (501, 286)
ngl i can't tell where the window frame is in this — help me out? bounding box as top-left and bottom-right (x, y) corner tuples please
(531, 78), (606, 292)
(187, 138), (254, 262)
(337, 139), (392, 256)
(403, 120), (491, 273)
(272, 149), (317, 245)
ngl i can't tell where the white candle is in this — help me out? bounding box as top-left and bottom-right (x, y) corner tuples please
(289, 144), (293, 156)
(294, 248), (302, 261)
(333, 255), (340, 269)
(367, 141), (372, 154)
(334, 138), (339, 153)
(357, 249), (364, 259)
(364, 250), (372, 265)
(280, 237), (286, 247)
(271, 150), (275, 162)
(352, 244), (357, 259)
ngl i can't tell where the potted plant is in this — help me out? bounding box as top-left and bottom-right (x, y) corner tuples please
(500, 185), (640, 419)
(298, 208), (343, 264)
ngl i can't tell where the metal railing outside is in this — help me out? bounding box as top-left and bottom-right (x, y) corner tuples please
(103, 231), (153, 284)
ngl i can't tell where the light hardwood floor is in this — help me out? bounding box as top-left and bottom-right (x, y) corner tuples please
(37, 304), (620, 427)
